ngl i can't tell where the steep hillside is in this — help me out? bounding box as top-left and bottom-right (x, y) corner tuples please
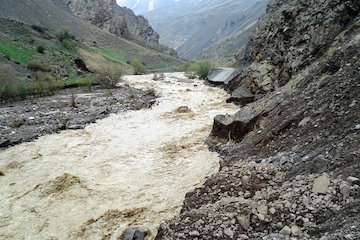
(62, 0), (162, 50)
(141, 0), (268, 59)
(157, 0), (360, 239)
(0, 0), (183, 72)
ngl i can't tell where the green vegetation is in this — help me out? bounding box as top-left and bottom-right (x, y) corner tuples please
(0, 65), (64, 100)
(131, 58), (146, 75)
(27, 60), (51, 72)
(185, 61), (212, 80)
(96, 48), (127, 64)
(65, 73), (96, 88)
(0, 41), (35, 64)
(96, 67), (123, 88)
(56, 30), (76, 51)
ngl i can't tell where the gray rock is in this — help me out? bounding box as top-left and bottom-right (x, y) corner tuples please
(189, 230), (200, 236)
(227, 85), (255, 106)
(279, 226), (291, 236)
(347, 176), (360, 185)
(211, 111), (257, 141)
(122, 228), (148, 240)
(312, 174), (330, 194)
(291, 225), (302, 237)
(236, 214), (250, 230)
(224, 228), (234, 238)
(340, 182), (351, 200)
(298, 117), (311, 127)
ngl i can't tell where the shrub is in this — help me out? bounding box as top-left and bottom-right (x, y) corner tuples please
(56, 30), (73, 42)
(36, 46), (45, 54)
(131, 58), (145, 75)
(96, 68), (123, 88)
(185, 61), (211, 80)
(61, 39), (75, 50)
(27, 60), (51, 72)
(0, 65), (63, 100)
(65, 74), (96, 89)
(56, 30), (75, 50)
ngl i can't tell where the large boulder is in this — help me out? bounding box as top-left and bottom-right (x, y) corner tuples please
(226, 85), (255, 106)
(211, 110), (258, 142)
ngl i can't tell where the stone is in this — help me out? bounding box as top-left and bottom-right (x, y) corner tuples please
(227, 85), (255, 106)
(280, 226), (291, 236)
(241, 175), (250, 185)
(269, 207), (276, 215)
(298, 117), (311, 127)
(211, 112), (257, 141)
(312, 174), (330, 194)
(224, 228), (234, 238)
(257, 205), (268, 218)
(122, 228), (148, 240)
(236, 214), (250, 230)
(340, 182), (351, 200)
(291, 225), (302, 236)
(238, 234), (249, 240)
(189, 230), (200, 236)
(0, 170), (4, 176)
(175, 106), (192, 113)
(347, 176), (360, 185)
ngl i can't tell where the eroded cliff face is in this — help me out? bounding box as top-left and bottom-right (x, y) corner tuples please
(231, 0), (360, 94)
(62, 0), (160, 48)
(156, 0), (360, 239)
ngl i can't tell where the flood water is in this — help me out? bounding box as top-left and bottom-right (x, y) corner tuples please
(0, 73), (237, 239)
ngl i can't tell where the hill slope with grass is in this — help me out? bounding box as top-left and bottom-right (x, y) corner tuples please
(0, 0), (184, 71)
(0, 0), (185, 100)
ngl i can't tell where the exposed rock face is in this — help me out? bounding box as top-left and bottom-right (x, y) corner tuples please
(156, 0), (360, 239)
(62, 0), (160, 48)
(231, 0), (360, 95)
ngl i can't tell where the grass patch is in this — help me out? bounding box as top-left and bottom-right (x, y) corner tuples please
(0, 41), (35, 64)
(96, 48), (127, 64)
(27, 60), (51, 72)
(65, 73), (96, 88)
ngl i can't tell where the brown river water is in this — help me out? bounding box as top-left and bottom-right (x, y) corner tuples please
(0, 73), (237, 239)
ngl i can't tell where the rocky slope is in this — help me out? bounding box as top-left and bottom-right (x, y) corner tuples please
(62, 0), (163, 50)
(156, 0), (360, 239)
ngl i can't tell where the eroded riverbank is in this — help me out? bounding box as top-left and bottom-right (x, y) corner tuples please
(0, 73), (238, 239)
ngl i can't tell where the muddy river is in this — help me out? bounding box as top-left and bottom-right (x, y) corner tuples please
(0, 73), (237, 239)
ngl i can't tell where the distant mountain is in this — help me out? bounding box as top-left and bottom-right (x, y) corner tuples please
(117, 0), (179, 14)
(63, 0), (161, 49)
(120, 0), (269, 60)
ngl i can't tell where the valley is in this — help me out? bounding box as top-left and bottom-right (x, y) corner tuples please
(0, 0), (360, 239)
(0, 73), (237, 239)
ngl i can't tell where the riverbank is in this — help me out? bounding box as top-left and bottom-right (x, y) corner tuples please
(0, 84), (157, 148)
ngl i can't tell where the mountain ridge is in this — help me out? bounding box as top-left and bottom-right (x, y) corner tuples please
(123, 0), (269, 60)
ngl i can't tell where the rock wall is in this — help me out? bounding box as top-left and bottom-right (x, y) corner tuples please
(231, 0), (360, 94)
(62, 0), (161, 48)
(156, 0), (360, 239)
